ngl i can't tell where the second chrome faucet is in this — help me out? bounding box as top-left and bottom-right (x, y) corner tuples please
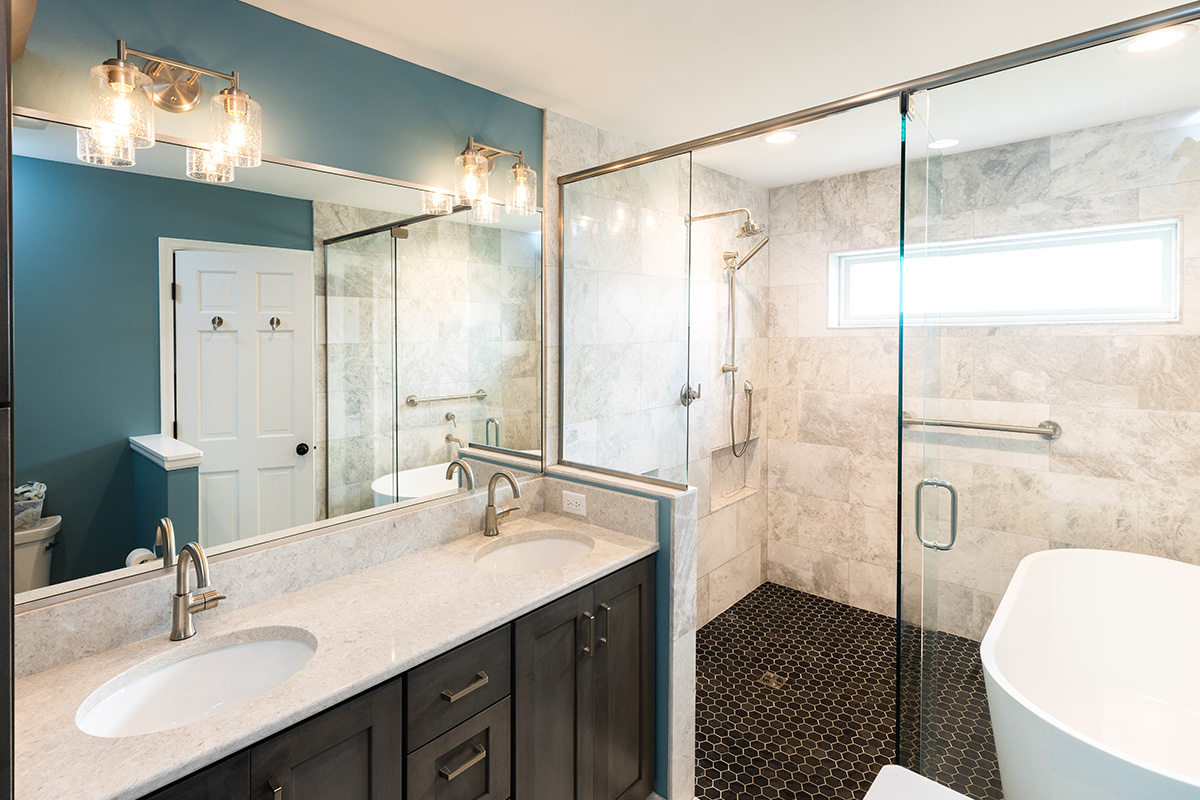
(484, 470), (521, 536)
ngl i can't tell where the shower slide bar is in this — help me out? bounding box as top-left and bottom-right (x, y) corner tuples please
(406, 390), (488, 407)
(901, 413), (1061, 440)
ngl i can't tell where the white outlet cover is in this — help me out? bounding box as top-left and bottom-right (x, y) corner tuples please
(563, 490), (586, 516)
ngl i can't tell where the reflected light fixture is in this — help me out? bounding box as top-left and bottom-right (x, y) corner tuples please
(472, 196), (499, 224)
(422, 190), (456, 216)
(1119, 23), (1197, 53)
(455, 136), (539, 218)
(79, 40), (262, 183)
(186, 144), (235, 183)
(760, 129), (799, 144)
(929, 138), (959, 150)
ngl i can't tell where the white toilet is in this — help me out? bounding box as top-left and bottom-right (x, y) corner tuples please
(14, 515), (60, 593)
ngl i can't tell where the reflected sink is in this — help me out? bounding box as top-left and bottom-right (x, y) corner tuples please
(76, 627), (317, 738)
(474, 530), (595, 575)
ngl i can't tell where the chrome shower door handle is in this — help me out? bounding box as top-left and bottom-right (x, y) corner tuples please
(915, 478), (958, 551)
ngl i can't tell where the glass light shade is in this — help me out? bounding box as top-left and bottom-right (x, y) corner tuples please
(471, 196), (499, 224)
(422, 190), (455, 216)
(506, 162), (537, 215)
(186, 145), (235, 183)
(76, 126), (135, 167)
(89, 61), (154, 149)
(455, 151), (489, 205)
(210, 90), (262, 168)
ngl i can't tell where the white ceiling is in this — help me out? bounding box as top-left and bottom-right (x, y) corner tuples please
(242, 0), (1198, 186)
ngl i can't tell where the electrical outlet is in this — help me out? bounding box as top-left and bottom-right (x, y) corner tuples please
(562, 490), (587, 516)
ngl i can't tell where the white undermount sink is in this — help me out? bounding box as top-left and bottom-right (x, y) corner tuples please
(76, 627), (317, 738)
(474, 530), (595, 575)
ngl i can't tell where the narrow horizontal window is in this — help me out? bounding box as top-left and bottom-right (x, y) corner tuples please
(829, 220), (1180, 327)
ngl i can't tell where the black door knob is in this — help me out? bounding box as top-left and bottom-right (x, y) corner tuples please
(296, 443), (310, 456)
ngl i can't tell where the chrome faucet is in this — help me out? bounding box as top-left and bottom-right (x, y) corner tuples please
(446, 458), (475, 490)
(484, 470), (522, 537)
(171, 542), (226, 641)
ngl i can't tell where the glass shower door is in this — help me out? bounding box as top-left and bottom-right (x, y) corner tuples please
(898, 89), (953, 781)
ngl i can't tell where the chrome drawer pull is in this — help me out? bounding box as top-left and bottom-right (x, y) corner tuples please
(441, 671), (489, 703)
(268, 776), (283, 799)
(582, 611), (595, 656)
(438, 744), (487, 781)
(599, 602), (612, 647)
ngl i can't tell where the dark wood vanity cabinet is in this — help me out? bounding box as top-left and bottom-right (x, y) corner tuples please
(134, 556), (653, 800)
(140, 752), (250, 800)
(249, 677), (405, 799)
(514, 557), (655, 800)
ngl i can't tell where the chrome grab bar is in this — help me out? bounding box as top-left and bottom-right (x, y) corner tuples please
(902, 412), (1061, 440)
(915, 478), (958, 551)
(405, 389), (487, 407)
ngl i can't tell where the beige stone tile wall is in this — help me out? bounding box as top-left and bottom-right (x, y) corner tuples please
(768, 106), (1200, 640)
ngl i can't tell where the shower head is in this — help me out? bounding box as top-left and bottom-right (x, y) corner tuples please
(737, 218), (766, 238)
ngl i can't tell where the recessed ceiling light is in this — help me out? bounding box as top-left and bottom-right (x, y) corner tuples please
(929, 138), (959, 150)
(760, 129), (799, 144)
(1119, 23), (1197, 54)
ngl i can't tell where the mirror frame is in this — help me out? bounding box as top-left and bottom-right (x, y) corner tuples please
(11, 106), (546, 608)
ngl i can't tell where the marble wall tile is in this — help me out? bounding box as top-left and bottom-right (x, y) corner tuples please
(795, 390), (896, 460)
(767, 440), (851, 501)
(669, 628), (697, 800)
(1135, 483), (1200, 567)
(972, 189), (1139, 237)
(708, 545), (765, 619)
(1049, 112), (1200, 197)
(972, 335), (1139, 408)
(767, 540), (848, 604)
(942, 137), (1051, 216)
(1137, 336), (1200, 412)
(697, 505), (738, 578)
(696, 574), (711, 629)
(939, 526), (1048, 597)
(736, 490), (767, 554)
(848, 560), (895, 617)
(1049, 404), (1200, 486)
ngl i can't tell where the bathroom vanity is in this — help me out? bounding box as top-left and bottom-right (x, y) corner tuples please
(145, 556), (652, 800)
(14, 513), (657, 800)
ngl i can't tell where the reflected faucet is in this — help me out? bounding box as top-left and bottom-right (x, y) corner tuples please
(484, 470), (522, 537)
(446, 433), (464, 448)
(155, 517), (176, 568)
(171, 542), (226, 641)
(446, 458), (476, 490)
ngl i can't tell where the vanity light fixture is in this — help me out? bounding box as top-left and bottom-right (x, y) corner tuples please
(79, 40), (263, 182)
(472, 195), (500, 224)
(455, 136), (539, 217)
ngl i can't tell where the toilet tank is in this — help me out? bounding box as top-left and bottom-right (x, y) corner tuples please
(14, 515), (60, 593)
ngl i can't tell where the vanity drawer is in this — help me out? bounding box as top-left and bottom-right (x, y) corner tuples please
(407, 698), (511, 800)
(406, 625), (512, 752)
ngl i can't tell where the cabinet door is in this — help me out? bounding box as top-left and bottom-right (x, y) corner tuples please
(250, 677), (404, 800)
(592, 558), (655, 800)
(514, 584), (595, 800)
(140, 752), (250, 800)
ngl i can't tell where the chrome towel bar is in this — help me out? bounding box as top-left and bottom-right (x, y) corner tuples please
(405, 389), (487, 407)
(901, 413), (1061, 440)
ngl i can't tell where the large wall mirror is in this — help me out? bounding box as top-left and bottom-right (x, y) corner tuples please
(11, 111), (543, 603)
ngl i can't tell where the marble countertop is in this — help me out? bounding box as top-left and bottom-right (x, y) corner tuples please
(14, 514), (657, 800)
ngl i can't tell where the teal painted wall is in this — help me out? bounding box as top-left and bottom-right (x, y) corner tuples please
(12, 155), (313, 582)
(14, 0), (543, 197)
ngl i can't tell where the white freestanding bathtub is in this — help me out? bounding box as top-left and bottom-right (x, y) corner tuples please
(371, 462), (458, 507)
(981, 549), (1200, 800)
